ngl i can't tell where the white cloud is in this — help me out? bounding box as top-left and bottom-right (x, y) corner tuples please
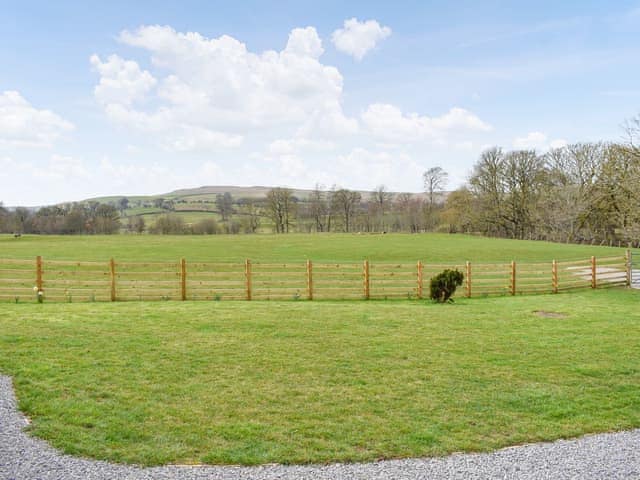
(99, 157), (169, 186)
(90, 54), (157, 106)
(164, 127), (243, 151)
(361, 104), (492, 143)
(512, 131), (567, 150)
(285, 27), (324, 59)
(91, 25), (356, 150)
(0, 157), (15, 177)
(200, 161), (223, 178)
(549, 138), (568, 149)
(0, 91), (74, 148)
(331, 18), (391, 60)
(335, 148), (424, 189)
(34, 154), (90, 180)
(513, 131), (547, 149)
(455, 141), (474, 151)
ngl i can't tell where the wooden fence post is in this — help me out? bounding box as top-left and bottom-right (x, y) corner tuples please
(110, 258), (116, 301)
(36, 256), (43, 293)
(306, 260), (313, 300)
(465, 261), (471, 298)
(591, 256), (597, 289)
(180, 258), (187, 301)
(626, 249), (632, 287)
(245, 259), (252, 301)
(416, 260), (423, 299)
(510, 261), (516, 295)
(552, 259), (558, 294)
(363, 260), (370, 300)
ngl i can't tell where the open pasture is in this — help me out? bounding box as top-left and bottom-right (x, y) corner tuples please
(1, 233), (633, 302)
(0, 289), (639, 465)
(0, 233), (632, 263)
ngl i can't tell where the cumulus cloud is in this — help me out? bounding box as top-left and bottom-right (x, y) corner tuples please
(99, 157), (171, 187)
(549, 138), (568, 149)
(361, 104), (492, 143)
(335, 148), (425, 189)
(512, 131), (567, 150)
(331, 18), (391, 60)
(91, 25), (356, 150)
(285, 26), (324, 59)
(90, 54), (157, 106)
(35, 154), (90, 179)
(0, 91), (74, 148)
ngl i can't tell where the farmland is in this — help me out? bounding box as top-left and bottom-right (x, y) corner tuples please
(1, 289), (639, 465)
(0, 232), (632, 263)
(0, 233), (638, 466)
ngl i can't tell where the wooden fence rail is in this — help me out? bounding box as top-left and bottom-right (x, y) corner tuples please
(0, 252), (632, 303)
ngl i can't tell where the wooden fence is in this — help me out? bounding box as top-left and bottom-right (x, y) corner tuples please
(0, 252), (633, 303)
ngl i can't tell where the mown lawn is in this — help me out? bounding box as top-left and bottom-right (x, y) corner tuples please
(1, 289), (639, 465)
(0, 233), (633, 263)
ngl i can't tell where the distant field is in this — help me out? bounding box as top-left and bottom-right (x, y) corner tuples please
(137, 210), (222, 225)
(0, 233), (632, 263)
(1, 289), (639, 465)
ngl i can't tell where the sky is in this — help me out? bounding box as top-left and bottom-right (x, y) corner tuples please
(1, 0), (640, 206)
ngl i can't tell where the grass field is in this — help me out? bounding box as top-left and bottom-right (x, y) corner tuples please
(0, 233), (633, 263)
(0, 289), (639, 465)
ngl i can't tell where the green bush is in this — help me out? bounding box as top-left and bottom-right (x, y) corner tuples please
(429, 269), (464, 303)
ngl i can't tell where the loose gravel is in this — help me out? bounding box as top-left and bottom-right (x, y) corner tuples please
(2, 375), (639, 480)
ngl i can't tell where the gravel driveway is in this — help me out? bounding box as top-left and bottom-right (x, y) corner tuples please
(2, 375), (639, 480)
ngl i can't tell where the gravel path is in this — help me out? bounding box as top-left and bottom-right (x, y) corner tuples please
(2, 375), (640, 480)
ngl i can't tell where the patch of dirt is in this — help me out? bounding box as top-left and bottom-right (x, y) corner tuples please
(534, 310), (568, 318)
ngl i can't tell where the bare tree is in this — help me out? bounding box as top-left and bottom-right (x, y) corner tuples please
(216, 192), (234, 222)
(370, 184), (391, 231)
(118, 197), (129, 215)
(127, 216), (146, 234)
(309, 184), (328, 232)
(266, 187), (296, 233)
(239, 201), (261, 233)
(0, 202), (7, 233)
(332, 189), (361, 233)
(423, 167), (449, 208)
(502, 150), (546, 239)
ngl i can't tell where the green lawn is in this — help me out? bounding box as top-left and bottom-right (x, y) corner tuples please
(1, 288), (639, 465)
(0, 233), (632, 263)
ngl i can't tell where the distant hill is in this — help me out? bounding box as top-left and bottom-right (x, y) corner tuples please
(75, 185), (443, 233)
(86, 185), (430, 204)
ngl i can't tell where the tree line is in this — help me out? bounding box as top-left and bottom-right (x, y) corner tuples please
(2, 115), (638, 243)
(443, 139), (640, 245)
(0, 202), (121, 235)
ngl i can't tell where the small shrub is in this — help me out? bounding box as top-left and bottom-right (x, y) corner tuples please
(429, 269), (464, 303)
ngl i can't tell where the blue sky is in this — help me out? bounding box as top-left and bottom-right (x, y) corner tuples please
(1, 0), (639, 205)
